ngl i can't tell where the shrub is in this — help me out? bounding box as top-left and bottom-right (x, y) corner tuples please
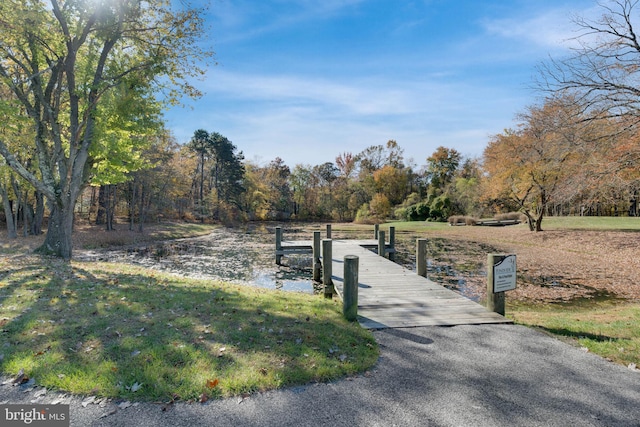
(448, 215), (477, 226)
(355, 203), (375, 224)
(428, 195), (452, 222)
(394, 207), (409, 221)
(495, 212), (526, 222)
(370, 193), (392, 219)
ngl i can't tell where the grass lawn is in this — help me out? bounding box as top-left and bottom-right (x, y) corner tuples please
(0, 249), (378, 402)
(508, 301), (640, 368)
(535, 216), (640, 231)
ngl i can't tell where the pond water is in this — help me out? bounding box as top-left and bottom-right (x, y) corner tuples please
(75, 225), (491, 299)
(388, 234), (492, 302)
(76, 226), (319, 294)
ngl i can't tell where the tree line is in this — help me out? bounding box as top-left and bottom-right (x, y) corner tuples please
(2, 0), (640, 259)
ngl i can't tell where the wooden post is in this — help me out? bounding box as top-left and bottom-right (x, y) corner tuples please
(275, 226), (283, 265)
(374, 224), (379, 240)
(378, 230), (385, 258)
(343, 255), (359, 321)
(313, 231), (321, 282)
(487, 254), (506, 315)
(322, 239), (333, 298)
(326, 224), (332, 239)
(389, 226), (395, 261)
(417, 238), (427, 277)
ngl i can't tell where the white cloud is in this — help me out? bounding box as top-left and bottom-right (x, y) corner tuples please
(481, 4), (603, 52)
(166, 67), (526, 166)
(201, 70), (429, 116)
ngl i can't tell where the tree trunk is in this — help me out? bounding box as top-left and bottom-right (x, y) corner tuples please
(129, 181), (136, 231)
(96, 185), (106, 225)
(38, 202), (74, 260)
(33, 191), (44, 235)
(21, 190), (34, 237)
(11, 179), (20, 233)
(0, 185), (17, 239)
(105, 184), (115, 231)
(138, 183), (147, 233)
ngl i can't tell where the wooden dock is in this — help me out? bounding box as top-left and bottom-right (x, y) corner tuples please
(326, 240), (511, 329)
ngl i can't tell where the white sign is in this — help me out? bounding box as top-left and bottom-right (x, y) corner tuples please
(493, 254), (517, 292)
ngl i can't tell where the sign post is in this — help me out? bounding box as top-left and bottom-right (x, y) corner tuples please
(487, 254), (517, 315)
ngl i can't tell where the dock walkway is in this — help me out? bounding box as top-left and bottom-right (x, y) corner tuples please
(326, 240), (510, 329)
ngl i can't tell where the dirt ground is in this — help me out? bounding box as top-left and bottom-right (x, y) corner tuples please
(396, 225), (640, 304)
(3, 222), (639, 305)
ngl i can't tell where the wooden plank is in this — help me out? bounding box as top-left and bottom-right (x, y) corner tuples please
(280, 236), (511, 329)
(327, 240), (511, 329)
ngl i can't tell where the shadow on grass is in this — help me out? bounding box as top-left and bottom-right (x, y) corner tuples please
(0, 257), (378, 402)
(537, 326), (624, 343)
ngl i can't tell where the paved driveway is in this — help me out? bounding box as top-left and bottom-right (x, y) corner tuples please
(2, 324), (639, 426)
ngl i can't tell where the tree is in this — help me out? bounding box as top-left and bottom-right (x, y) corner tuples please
(356, 140), (405, 175)
(369, 193), (392, 219)
(0, 170), (17, 239)
(482, 98), (586, 231)
(451, 158), (484, 217)
(0, 0), (211, 259)
(188, 129), (211, 222)
(260, 158), (292, 220)
(241, 161), (270, 220)
(209, 132), (245, 218)
(335, 152), (357, 178)
(373, 165), (409, 206)
(540, 0), (640, 124)
(426, 146), (461, 195)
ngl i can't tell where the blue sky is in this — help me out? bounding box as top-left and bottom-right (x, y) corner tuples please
(164, 0), (597, 167)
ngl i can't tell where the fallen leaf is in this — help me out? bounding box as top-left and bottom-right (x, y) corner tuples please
(118, 401), (132, 409)
(11, 369), (28, 386)
(81, 396), (96, 407)
(199, 393), (208, 403)
(206, 379), (219, 389)
(162, 394), (179, 412)
(99, 408), (117, 419)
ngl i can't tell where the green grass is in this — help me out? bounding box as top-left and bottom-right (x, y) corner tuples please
(0, 256), (378, 402)
(537, 216), (640, 231)
(376, 216), (640, 232)
(508, 301), (640, 367)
